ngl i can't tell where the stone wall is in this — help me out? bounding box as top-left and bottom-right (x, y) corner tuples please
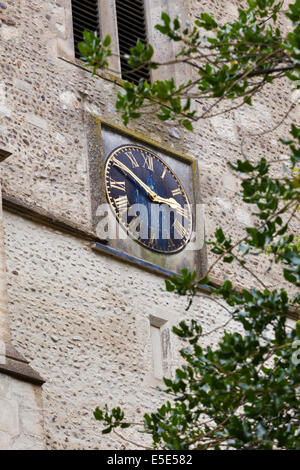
(0, 168), (45, 449)
(3, 210), (238, 449)
(0, 184), (10, 343)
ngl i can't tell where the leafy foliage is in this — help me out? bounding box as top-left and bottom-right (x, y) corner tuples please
(77, 31), (112, 74)
(80, 0), (300, 450)
(80, 0), (300, 127)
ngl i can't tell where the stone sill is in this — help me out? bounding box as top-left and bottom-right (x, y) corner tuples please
(0, 344), (45, 386)
(58, 56), (124, 88)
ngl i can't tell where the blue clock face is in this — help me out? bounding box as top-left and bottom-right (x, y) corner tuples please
(105, 145), (192, 254)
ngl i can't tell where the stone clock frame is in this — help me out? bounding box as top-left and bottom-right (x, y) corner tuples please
(86, 114), (207, 277)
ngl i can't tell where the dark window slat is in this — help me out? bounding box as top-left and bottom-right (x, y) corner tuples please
(116, 8), (147, 24)
(72, 2), (99, 13)
(118, 32), (147, 46)
(117, 19), (146, 36)
(72, 9), (99, 25)
(116, 2), (147, 22)
(72, 5), (100, 18)
(119, 29), (147, 39)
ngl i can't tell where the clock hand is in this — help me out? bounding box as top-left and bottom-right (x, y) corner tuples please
(153, 195), (188, 217)
(112, 158), (158, 200)
(154, 195), (178, 207)
(113, 158), (188, 217)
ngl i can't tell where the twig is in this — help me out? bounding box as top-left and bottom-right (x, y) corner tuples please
(234, 255), (268, 289)
(240, 102), (296, 141)
(113, 429), (152, 450)
(193, 293), (235, 336)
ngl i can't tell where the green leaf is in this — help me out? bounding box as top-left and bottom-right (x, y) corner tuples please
(215, 227), (226, 243)
(182, 120), (193, 131)
(165, 279), (175, 292)
(93, 407), (103, 421)
(161, 12), (171, 25)
(103, 34), (111, 47)
(102, 427), (112, 434)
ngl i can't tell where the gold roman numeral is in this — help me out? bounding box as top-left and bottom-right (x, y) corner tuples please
(161, 167), (167, 179)
(141, 152), (154, 171)
(112, 157), (122, 169)
(124, 150), (139, 168)
(172, 187), (182, 197)
(148, 228), (158, 249)
(109, 178), (126, 192)
(114, 195), (128, 215)
(175, 205), (188, 218)
(173, 219), (186, 239)
(128, 216), (140, 233)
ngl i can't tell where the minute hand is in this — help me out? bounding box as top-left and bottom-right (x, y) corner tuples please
(154, 195), (188, 217)
(113, 159), (187, 216)
(113, 158), (157, 200)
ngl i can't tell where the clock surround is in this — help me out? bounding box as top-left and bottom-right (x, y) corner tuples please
(86, 116), (207, 276)
(105, 144), (193, 254)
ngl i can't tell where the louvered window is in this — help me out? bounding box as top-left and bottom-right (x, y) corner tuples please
(116, 0), (150, 84)
(71, 0), (100, 59)
(71, 0), (150, 84)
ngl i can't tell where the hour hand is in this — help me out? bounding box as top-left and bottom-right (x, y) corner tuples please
(112, 158), (157, 200)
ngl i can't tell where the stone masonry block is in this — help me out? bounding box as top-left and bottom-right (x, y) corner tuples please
(0, 397), (19, 435)
(20, 407), (44, 437)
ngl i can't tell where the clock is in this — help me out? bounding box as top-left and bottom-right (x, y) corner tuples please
(105, 144), (193, 254)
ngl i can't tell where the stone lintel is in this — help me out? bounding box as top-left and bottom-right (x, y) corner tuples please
(0, 344), (45, 386)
